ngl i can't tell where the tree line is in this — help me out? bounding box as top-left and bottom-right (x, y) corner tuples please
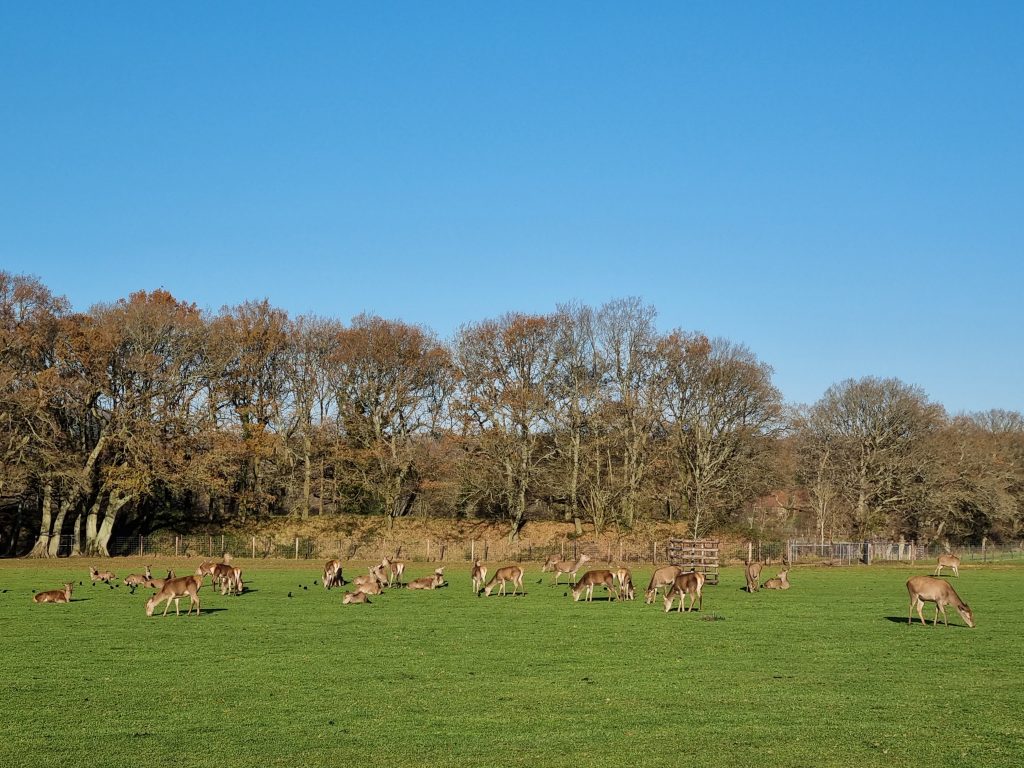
(1, 272), (1021, 556)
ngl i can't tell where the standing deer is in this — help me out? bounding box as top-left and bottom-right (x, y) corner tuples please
(407, 568), (446, 590)
(572, 569), (619, 602)
(744, 560), (763, 592)
(195, 561), (219, 579)
(663, 572), (705, 613)
(89, 566), (116, 585)
(33, 583), (74, 604)
(481, 565), (524, 597)
(762, 569), (790, 590)
(323, 560), (343, 589)
(471, 560), (488, 593)
(907, 576), (974, 628)
(551, 553), (591, 586)
(145, 574), (203, 617)
(541, 554), (561, 572)
(645, 565), (683, 604)
(934, 554), (961, 578)
(615, 567), (635, 600)
(381, 557), (406, 587)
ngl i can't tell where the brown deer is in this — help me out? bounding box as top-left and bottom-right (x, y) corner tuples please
(744, 560), (763, 592)
(33, 582), (74, 604)
(471, 560), (488, 593)
(381, 557), (406, 587)
(663, 572), (705, 613)
(211, 563), (235, 594)
(90, 566), (116, 585)
(481, 565), (524, 597)
(145, 570), (175, 590)
(572, 569), (619, 602)
(343, 590), (371, 605)
(323, 559), (343, 589)
(551, 553), (591, 586)
(195, 561), (219, 579)
(907, 576), (974, 628)
(407, 568), (446, 590)
(762, 569), (790, 590)
(934, 554), (961, 578)
(124, 566), (152, 591)
(353, 570), (385, 594)
(615, 567), (635, 600)
(145, 574), (203, 617)
(645, 565), (683, 604)
(541, 554), (561, 572)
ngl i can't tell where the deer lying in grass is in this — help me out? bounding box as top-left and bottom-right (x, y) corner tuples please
(934, 554), (961, 578)
(343, 590), (371, 605)
(145, 575), (203, 617)
(762, 569), (790, 590)
(407, 568), (445, 590)
(124, 565), (153, 592)
(615, 567), (635, 600)
(323, 559), (343, 589)
(33, 582), (74, 604)
(90, 566), (116, 585)
(471, 560), (488, 593)
(352, 570), (385, 594)
(744, 561), (763, 592)
(663, 572), (705, 613)
(481, 565), (524, 597)
(551, 553), (591, 586)
(645, 565), (683, 604)
(907, 575), (974, 628)
(381, 557), (406, 587)
(572, 569), (619, 602)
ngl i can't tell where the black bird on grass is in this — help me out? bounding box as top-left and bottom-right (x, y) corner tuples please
(288, 592), (293, 598)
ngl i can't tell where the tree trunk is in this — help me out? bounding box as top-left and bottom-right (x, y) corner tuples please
(70, 509), (84, 556)
(87, 492), (132, 557)
(46, 498), (75, 557)
(28, 484), (56, 557)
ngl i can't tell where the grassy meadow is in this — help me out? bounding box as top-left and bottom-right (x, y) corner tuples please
(0, 558), (1021, 768)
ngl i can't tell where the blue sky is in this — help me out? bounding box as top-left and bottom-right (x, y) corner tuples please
(2, 3), (1021, 413)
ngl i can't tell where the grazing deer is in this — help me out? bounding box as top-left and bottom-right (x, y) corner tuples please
(762, 569), (790, 590)
(551, 553), (591, 586)
(907, 576), (974, 628)
(381, 557), (406, 587)
(343, 590), (371, 605)
(744, 561), (763, 593)
(90, 566), (116, 585)
(615, 567), (635, 600)
(211, 563), (235, 594)
(471, 560), (488, 593)
(572, 569), (619, 602)
(323, 559), (343, 589)
(481, 565), (524, 597)
(663, 572), (705, 613)
(934, 554), (961, 578)
(145, 575), (203, 617)
(33, 582), (74, 604)
(407, 568), (446, 590)
(645, 565), (683, 604)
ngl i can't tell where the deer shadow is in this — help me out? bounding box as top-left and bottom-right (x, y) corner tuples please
(883, 615), (970, 629)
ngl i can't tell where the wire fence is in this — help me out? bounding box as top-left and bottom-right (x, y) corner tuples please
(51, 533), (1024, 567)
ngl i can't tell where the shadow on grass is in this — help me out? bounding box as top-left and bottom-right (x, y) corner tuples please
(883, 615), (971, 628)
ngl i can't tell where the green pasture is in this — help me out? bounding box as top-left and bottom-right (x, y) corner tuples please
(0, 559), (1021, 768)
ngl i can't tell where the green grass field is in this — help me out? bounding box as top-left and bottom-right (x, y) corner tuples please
(1, 559), (1020, 768)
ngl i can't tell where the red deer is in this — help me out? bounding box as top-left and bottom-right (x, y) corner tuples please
(481, 566), (524, 597)
(571, 570), (619, 603)
(343, 590), (371, 605)
(762, 569), (790, 590)
(145, 575), (203, 617)
(471, 560), (488, 593)
(541, 554), (561, 572)
(195, 561), (219, 579)
(90, 566), (115, 585)
(934, 554), (961, 578)
(663, 572), (705, 613)
(33, 583), (74, 604)
(645, 565), (683, 604)
(381, 557), (406, 587)
(145, 570), (175, 590)
(907, 576), (974, 628)
(615, 567), (635, 600)
(551, 553), (591, 586)
(323, 560), (343, 589)
(744, 561), (763, 593)
(124, 566), (152, 591)
(407, 568), (445, 590)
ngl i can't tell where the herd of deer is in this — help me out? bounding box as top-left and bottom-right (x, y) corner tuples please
(31, 551), (976, 627)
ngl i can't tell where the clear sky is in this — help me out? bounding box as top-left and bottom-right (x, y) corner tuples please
(2, 3), (1021, 413)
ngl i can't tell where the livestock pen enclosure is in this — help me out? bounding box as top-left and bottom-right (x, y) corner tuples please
(1, 560), (1020, 768)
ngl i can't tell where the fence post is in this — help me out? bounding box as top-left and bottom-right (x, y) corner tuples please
(471, 540), (475, 562)
(252, 536), (256, 559)
(295, 537), (299, 560)
(221, 534), (225, 554)
(175, 535), (179, 557)
(426, 539), (431, 561)
(748, 541), (753, 563)
(653, 542), (657, 563)
(139, 535), (144, 557)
